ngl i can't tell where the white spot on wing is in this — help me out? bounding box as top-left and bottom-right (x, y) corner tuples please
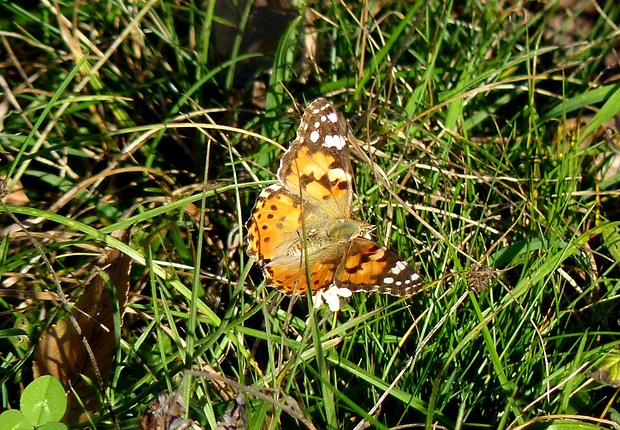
(390, 260), (408, 275)
(323, 134), (346, 149)
(310, 130), (320, 143)
(327, 112), (338, 123)
(327, 168), (348, 182)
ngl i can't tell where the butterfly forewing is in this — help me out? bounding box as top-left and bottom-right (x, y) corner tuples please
(277, 98), (354, 218)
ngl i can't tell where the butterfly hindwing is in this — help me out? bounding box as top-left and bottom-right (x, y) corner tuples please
(335, 237), (422, 295)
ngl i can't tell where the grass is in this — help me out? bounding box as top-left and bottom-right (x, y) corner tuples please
(1, 0), (620, 429)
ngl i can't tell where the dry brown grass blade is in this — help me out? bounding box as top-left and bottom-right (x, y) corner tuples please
(32, 246), (132, 425)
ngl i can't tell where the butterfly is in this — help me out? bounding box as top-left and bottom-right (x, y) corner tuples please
(246, 98), (421, 311)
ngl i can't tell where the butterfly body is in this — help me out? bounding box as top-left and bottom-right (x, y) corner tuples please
(246, 98), (421, 308)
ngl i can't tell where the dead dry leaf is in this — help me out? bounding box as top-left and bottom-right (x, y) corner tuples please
(33, 246), (132, 424)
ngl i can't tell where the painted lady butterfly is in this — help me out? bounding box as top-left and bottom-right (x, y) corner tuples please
(246, 98), (421, 311)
